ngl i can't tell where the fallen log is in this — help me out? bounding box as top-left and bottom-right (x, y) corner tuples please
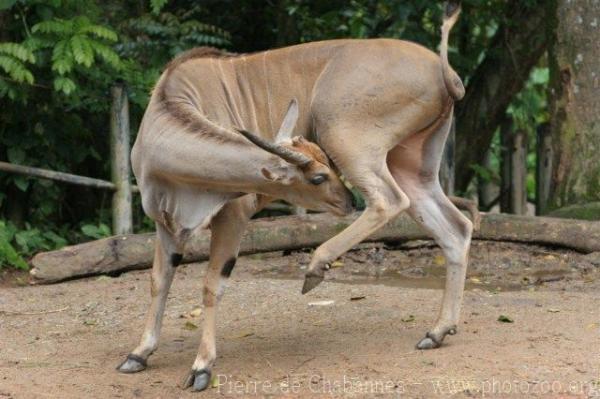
(30, 213), (600, 283)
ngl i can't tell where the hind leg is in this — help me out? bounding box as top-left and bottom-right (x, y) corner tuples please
(117, 223), (181, 373)
(388, 113), (473, 348)
(406, 185), (472, 348)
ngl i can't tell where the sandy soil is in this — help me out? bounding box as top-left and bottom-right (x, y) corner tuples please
(1, 241), (599, 398)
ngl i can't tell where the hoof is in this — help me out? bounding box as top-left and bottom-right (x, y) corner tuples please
(416, 331), (443, 350)
(416, 326), (456, 350)
(182, 368), (211, 392)
(302, 272), (324, 294)
(416, 336), (440, 350)
(116, 354), (147, 373)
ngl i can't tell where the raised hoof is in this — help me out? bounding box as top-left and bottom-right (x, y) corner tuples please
(182, 368), (211, 392)
(116, 354), (147, 373)
(302, 273), (324, 294)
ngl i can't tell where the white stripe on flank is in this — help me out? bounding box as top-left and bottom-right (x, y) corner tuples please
(262, 52), (274, 135)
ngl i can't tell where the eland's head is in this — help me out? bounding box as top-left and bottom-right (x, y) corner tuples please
(237, 99), (354, 216)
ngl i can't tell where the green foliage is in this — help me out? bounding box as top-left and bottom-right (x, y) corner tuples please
(509, 65), (550, 200)
(548, 202), (600, 221)
(508, 66), (549, 136)
(471, 164), (495, 184)
(118, 6), (230, 71)
(80, 223), (111, 240)
(0, 42), (36, 98)
(28, 15), (122, 95)
(0, 220), (68, 270)
(150, 0), (168, 15)
(0, 221), (29, 269)
(0, 1), (233, 270)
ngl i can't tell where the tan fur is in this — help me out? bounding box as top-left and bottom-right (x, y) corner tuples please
(163, 46), (237, 73)
(120, 3), (475, 388)
(289, 137), (331, 167)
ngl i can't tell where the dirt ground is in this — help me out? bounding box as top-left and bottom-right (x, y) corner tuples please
(1, 240), (599, 398)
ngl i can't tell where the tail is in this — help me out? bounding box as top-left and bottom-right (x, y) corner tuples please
(440, 1), (465, 101)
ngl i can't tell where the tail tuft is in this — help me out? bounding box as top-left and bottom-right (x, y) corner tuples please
(445, 1), (461, 18)
(440, 1), (464, 101)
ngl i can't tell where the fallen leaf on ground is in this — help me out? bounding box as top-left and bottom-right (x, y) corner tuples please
(497, 315), (514, 323)
(350, 296), (366, 301)
(433, 255), (446, 266)
(183, 321), (198, 330)
(180, 307), (203, 319)
(547, 308), (560, 313)
(308, 300), (334, 307)
(230, 331), (254, 339)
(401, 315), (415, 322)
(330, 261), (344, 268)
(190, 308), (203, 317)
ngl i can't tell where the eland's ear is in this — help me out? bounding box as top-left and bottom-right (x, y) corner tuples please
(275, 98), (299, 143)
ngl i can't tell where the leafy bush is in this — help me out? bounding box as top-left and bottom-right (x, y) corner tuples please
(0, 221), (28, 270)
(80, 223), (111, 240)
(0, 220), (67, 270)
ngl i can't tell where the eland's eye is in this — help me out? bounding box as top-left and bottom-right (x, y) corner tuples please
(309, 174), (328, 185)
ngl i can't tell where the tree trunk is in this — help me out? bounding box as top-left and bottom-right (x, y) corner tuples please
(455, 1), (548, 192)
(548, 0), (600, 210)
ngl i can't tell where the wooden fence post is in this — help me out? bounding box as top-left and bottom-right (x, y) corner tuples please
(110, 84), (133, 234)
(536, 123), (552, 215)
(500, 121), (528, 214)
(439, 118), (455, 195)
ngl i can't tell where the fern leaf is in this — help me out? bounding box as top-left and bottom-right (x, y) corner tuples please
(70, 35), (94, 67)
(51, 40), (69, 62)
(80, 24), (118, 42)
(0, 43), (36, 63)
(23, 36), (54, 51)
(92, 43), (122, 69)
(32, 19), (73, 35)
(53, 76), (76, 95)
(72, 15), (92, 31)
(52, 56), (73, 75)
(0, 55), (33, 83)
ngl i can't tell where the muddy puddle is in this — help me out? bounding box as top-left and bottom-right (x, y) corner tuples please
(243, 240), (600, 293)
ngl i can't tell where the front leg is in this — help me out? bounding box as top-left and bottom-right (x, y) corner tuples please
(303, 167), (410, 293)
(117, 224), (180, 373)
(183, 194), (268, 391)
